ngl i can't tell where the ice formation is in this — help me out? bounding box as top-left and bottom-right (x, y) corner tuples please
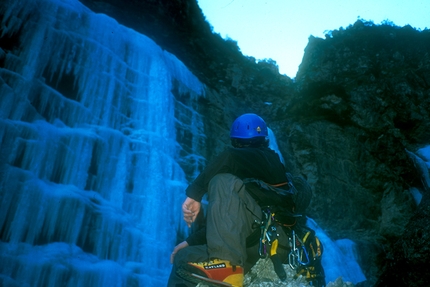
(408, 145), (430, 206)
(307, 218), (366, 285)
(0, 0), (204, 286)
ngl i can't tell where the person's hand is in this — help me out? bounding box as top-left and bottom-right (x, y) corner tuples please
(182, 197), (201, 227)
(170, 241), (189, 264)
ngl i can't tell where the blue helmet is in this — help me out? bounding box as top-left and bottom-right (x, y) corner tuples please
(230, 113), (268, 139)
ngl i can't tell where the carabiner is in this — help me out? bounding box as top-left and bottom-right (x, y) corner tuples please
(288, 250), (297, 269)
(288, 230), (298, 269)
(298, 246), (310, 266)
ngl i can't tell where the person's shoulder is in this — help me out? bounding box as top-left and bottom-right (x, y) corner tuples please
(218, 147), (246, 158)
(211, 147), (236, 160)
(222, 146), (272, 155)
(229, 146), (267, 155)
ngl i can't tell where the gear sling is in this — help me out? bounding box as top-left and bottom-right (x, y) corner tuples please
(243, 173), (326, 286)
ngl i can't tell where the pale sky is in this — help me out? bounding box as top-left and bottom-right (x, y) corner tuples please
(197, 0), (430, 78)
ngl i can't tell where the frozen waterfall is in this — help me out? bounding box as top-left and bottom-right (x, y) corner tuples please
(0, 0), (204, 286)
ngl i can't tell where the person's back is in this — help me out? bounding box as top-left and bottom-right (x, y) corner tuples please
(185, 146), (287, 203)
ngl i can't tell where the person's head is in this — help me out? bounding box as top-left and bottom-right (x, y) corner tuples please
(230, 113), (269, 148)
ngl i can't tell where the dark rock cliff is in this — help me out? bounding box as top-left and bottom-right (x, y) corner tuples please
(285, 21), (430, 286)
(79, 1), (430, 285)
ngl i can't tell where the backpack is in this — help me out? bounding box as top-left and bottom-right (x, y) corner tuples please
(243, 172), (312, 225)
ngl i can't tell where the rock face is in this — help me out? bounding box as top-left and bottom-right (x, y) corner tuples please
(288, 22), (430, 286)
(286, 22), (430, 243)
(33, 1), (430, 285)
(375, 151), (430, 286)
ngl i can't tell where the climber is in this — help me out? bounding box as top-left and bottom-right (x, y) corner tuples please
(167, 113), (290, 287)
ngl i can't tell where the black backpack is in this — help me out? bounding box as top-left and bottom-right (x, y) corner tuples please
(243, 172), (312, 224)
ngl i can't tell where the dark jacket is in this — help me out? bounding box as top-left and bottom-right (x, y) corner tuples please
(185, 146), (287, 246)
(186, 146), (287, 201)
